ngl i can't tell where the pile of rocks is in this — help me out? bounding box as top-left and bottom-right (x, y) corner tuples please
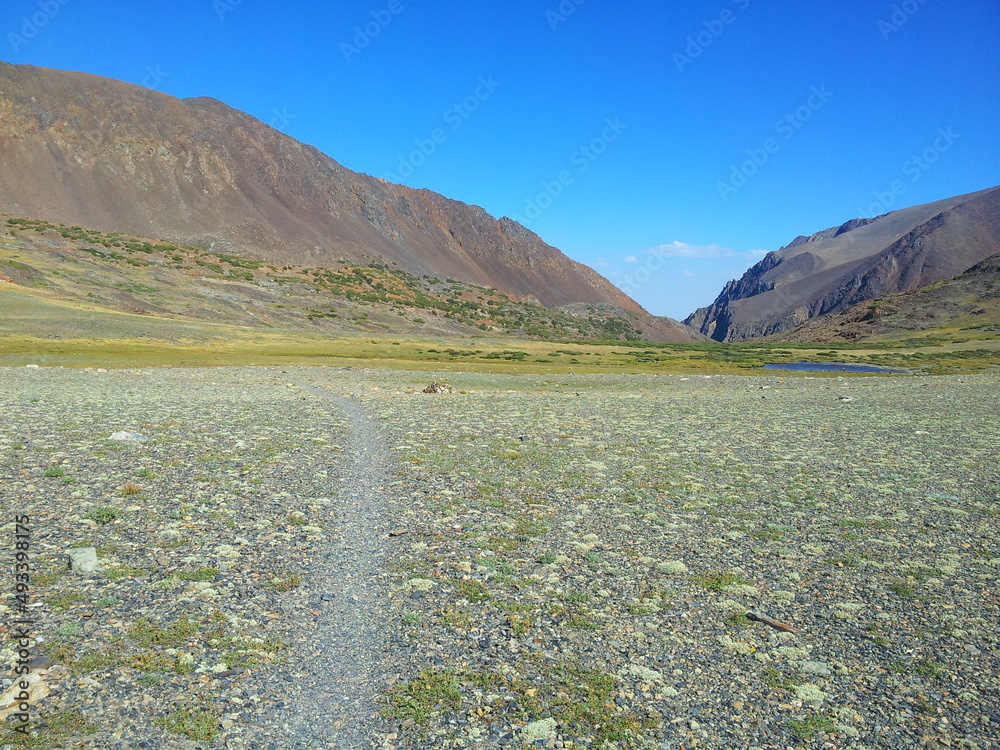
(422, 382), (457, 394)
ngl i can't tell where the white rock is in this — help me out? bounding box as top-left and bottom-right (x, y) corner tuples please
(67, 547), (100, 573)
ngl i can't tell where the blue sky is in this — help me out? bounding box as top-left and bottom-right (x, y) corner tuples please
(2, 0), (998, 319)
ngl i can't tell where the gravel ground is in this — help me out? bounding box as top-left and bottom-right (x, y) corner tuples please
(1, 366), (998, 750)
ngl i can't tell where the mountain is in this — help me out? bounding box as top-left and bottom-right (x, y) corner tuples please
(1, 214), (699, 343)
(686, 186), (1000, 341)
(0, 61), (698, 342)
(774, 253), (1000, 343)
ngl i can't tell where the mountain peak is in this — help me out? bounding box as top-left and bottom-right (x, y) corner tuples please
(687, 186), (1000, 340)
(0, 61), (701, 340)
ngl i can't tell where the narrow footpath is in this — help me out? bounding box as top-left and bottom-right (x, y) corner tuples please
(272, 375), (394, 750)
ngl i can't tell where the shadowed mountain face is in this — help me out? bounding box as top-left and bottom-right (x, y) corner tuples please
(0, 62), (698, 341)
(686, 186), (1000, 341)
(774, 254), (1000, 342)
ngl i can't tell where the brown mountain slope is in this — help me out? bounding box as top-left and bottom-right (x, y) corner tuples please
(0, 61), (697, 341)
(774, 254), (1000, 342)
(686, 186), (1000, 341)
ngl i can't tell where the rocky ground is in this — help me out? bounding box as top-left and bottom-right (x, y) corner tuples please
(1, 366), (998, 750)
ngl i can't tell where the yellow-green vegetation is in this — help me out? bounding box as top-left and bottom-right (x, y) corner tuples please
(86, 506), (121, 524)
(155, 707), (221, 743)
(387, 663), (649, 746)
(128, 617), (200, 646)
(176, 567), (219, 582)
(104, 565), (147, 580)
(266, 572), (304, 592)
(3, 213), (997, 374)
(385, 670), (464, 725)
(786, 714), (837, 740)
(2, 325), (996, 374)
(0, 215), (644, 344)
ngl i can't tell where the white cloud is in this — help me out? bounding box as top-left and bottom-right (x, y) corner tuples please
(592, 257), (609, 269)
(624, 255), (638, 263)
(682, 270), (695, 277)
(647, 241), (768, 260)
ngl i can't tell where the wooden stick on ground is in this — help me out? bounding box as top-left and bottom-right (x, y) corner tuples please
(746, 612), (805, 634)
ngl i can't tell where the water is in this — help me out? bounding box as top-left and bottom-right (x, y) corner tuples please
(763, 362), (904, 373)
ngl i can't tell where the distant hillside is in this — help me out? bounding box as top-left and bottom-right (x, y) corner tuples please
(0, 215), (704, 343)
(0, 61), (698, 342)
(686, 187), (1000, 341)
(775, 254), (1000, 343)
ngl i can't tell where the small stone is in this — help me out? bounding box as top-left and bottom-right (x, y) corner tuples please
(67, 547), (100, 573)
(109, 431), (148, 442)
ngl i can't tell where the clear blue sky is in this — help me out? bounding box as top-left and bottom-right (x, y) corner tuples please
(2, 0), (998, 319)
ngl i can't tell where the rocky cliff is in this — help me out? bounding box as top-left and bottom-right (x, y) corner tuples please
(685, 187), (1000, 341)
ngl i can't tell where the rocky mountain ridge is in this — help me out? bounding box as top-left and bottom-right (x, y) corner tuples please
(686, 186), (1000, 340)
(0, 61), (698, 342)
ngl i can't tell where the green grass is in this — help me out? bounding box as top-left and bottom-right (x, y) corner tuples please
(48, 591), (86, 611)
(0, 709), (97, 747)
(786, 714), (836, 740)
(691, 570), (750, 591)
(566, 613), (601, 630)
(891, 658), (945, 678)
(176, 567), (219, 582)
(266, 572), (303, 592)
(73, 651), (118, 674)
(128, 617), (200, 647)
(86, 506), (121, 524)
(762, 666), (802, 690)
(33, 568), (65, 587)
(155, 708), (220, 742)
(913, 658), (945, 678)
(888, 580), (917, 598)
(104, 565), (146, 580)
(454, 579), (490, 603)
(386, 670), (463, 725)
